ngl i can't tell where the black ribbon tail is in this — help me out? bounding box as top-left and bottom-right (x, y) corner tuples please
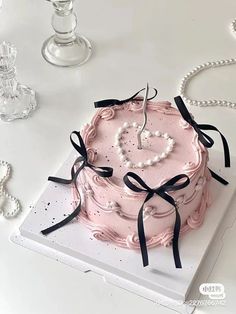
(208, 168), (229, 185)
(199, 124), (230, 168)
(48, 176), (72, 185)
(123, 172), (190, 268)
(138, 193), (154, 267)
(159, 190), (182, 268)
(138, 207), (149, 267)
(174, 96), (231, 169)
(41, 197), (81, 235)
(172, 207), (182, 268)
(41, 131), (113, 236)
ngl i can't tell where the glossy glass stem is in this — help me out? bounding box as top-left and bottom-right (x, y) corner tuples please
(52, 0), (77, 44)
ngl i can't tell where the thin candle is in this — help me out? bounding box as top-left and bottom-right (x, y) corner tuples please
(137, 83), (149, 150)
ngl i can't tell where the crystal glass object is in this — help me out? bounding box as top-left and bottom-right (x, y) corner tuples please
(42, 0), (92, 67)
(0, 42), (37, 122)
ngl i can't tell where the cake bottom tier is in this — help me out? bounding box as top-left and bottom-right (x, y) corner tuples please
(72, 168), (212, 250)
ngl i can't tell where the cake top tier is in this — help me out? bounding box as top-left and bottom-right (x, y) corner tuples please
(82, 100), (206, 188)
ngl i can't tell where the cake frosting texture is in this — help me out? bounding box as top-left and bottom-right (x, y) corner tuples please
(73, 100), (211, 249)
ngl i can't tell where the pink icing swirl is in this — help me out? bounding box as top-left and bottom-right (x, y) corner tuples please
(92, 227), (119, 242)
(92, 175), (107, 187)
(187, 211), (202, 229)
(82, 124), (96, 144)
(126, 233), (140, 249)
(183, 161), (197, 175)
(86, 147), (97, 163)
(127, 101), (143, 111)
(159, 227), (173, 247)
(99, 108), (115, 120)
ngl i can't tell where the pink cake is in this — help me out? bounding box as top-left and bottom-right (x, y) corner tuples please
(73, 99), (211, 249)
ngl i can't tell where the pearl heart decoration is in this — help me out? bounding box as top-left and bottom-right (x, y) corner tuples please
(0, 160), (21, 218)
(115, 122), (175, 169)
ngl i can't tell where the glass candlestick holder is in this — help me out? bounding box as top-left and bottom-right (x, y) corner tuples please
(42, 0), (92, 67)
(0, 42), (37, 122)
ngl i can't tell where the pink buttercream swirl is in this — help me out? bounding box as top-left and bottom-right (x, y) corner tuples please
(92, 227), (119, 241)
(183, 161), (197, 175)
(126, 233), (140, 249)
(82, 124), (96, 145)
(99, 108), (115, 120)
(72, 180), (210, 249)
(159, 227), (173, 247)
(92, 175), (107, 187)
(86, 147), (97, 163)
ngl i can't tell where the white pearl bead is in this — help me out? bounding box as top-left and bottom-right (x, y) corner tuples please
(126, 161), (133, 168)
(154, 155), (160, 162)
(155, 130), (161, 137)
(146, 159), (153, 166)
(132, 122), (138, 128)
(123, 122), (129, 128)
(163, 133), (169, 139)
(138, 162), (144, 168)
(160, 152), (167, 159)
(146, 131), (152, 137)
(166, 146), (173, 153)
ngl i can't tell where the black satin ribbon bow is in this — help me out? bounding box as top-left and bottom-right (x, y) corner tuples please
(174, 96), (230, 168)
(94, 87), (158, 108)
(123, 172), (190, 268)
(41, 131), (113, 235)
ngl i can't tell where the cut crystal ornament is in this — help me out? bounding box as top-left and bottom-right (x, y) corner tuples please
(0, 41), (37, 122)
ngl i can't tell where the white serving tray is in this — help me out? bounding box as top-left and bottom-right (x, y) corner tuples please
(11, 150), (236, 314)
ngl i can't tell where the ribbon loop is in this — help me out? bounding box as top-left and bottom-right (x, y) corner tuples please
(174, 96), (230, 168)
(123, 172), (190, 268)
(123, 172), (153, 193)
(160, 174), (190, 193)
(41, 131), (113, 235)
(70, 131), (88, 160)
(94, 88), (158, 108)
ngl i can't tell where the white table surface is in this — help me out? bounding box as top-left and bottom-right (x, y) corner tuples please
(0, 0), (236, 313)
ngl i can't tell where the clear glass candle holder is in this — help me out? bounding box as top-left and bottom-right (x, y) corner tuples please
(0, 42), (37, 122)
(42, 0), (92, 67)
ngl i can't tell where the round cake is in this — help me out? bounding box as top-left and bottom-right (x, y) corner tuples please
(73, 99), (211, 249)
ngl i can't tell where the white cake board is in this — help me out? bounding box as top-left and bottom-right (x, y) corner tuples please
(11, 150), (236, 314)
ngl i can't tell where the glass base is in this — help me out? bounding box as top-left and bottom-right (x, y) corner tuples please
(0, 84), (37, 122)
(41, 34), (92, 67)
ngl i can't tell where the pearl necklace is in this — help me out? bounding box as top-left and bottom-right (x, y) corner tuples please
(179, 19), (236, 109)
(0, 160), (21, 218)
